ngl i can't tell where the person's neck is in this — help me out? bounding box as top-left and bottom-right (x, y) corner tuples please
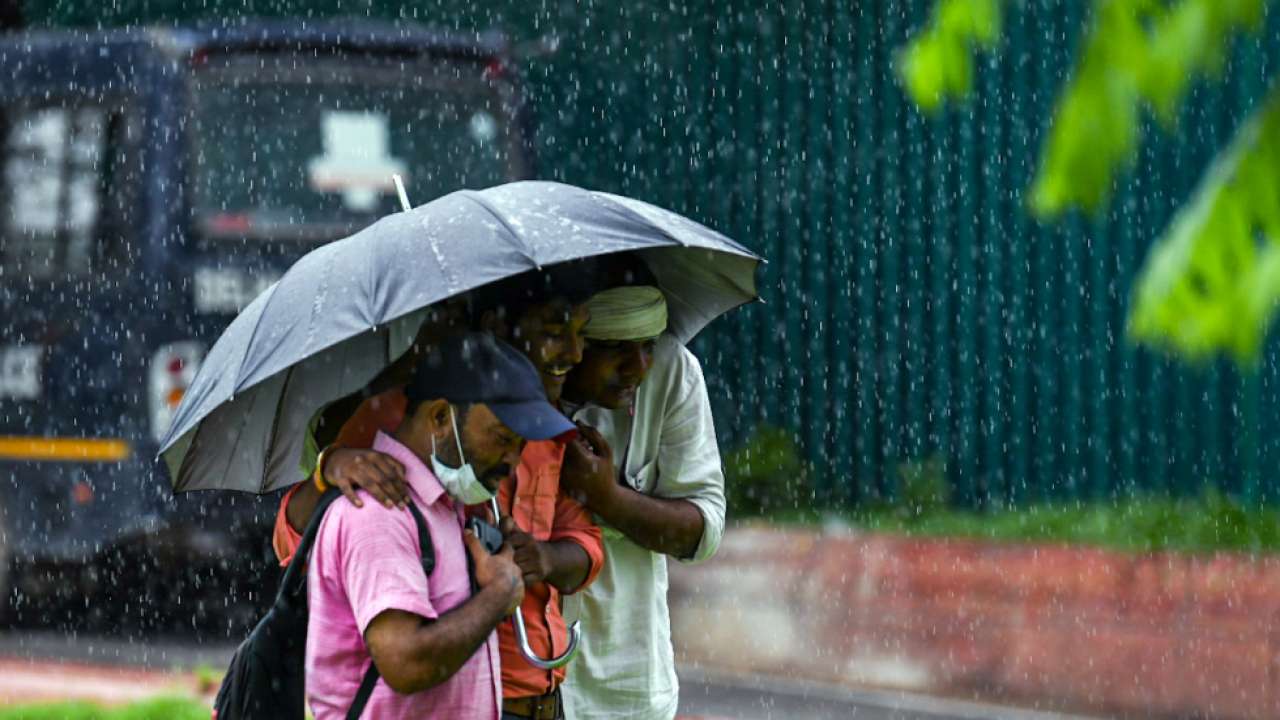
(546, 391), (569, 413)
(392, 427), (434, 467)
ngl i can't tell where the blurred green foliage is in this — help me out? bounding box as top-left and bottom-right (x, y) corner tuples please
(896, 0), (1005, 112)
(722, 425), (813, 515)
(902, 0), (1264, 216)
(900, 0), (1279, 362)
(890, 453), (950, 519)
(724, 431), (949, 518)
(0, 698), (209, 720)
(1030, 0), (1264, 217)
(774, 488), (1280, 554)
(727, 431), (1280, 554)
(192, 665), (223, 696)
(1131, 89), (1280, 360)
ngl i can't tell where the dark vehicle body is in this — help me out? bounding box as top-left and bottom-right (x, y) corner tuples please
(0, 19), (531, 628)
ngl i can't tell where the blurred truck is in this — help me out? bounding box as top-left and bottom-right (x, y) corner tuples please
(0, 18), (532, 630)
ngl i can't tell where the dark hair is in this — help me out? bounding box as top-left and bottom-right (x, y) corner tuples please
(468, 257), (605, 327)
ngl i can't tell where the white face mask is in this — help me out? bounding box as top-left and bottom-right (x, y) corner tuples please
(430, 406), (497, 506)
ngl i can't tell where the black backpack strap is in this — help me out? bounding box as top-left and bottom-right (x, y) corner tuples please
(407, 500), (435, 575)
(276, 487), (346, 607)
(346, 664), (380, 720)
(345, 499), (436, 720)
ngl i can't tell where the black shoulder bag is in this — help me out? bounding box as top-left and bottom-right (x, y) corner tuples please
(213, 488), (436, 720)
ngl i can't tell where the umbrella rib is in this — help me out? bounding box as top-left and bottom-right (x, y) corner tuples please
(459, 191), (542, 268)
(173, 394), (238, 493)
(227, 280), (284, 394)
(261, 362), (299, 493)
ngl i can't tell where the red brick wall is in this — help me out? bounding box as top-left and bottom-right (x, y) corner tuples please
(667, 526), (1280, 719)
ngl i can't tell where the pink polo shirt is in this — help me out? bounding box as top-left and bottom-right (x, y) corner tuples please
(305, 431), (501, 720)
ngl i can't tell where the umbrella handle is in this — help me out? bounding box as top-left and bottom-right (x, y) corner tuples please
(490, 496), (583, 669)
(511, 610), (582, 670)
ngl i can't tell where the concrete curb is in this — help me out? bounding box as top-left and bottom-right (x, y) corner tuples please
(668, 525), (1280, 719)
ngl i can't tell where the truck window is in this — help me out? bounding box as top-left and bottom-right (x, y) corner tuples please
(190, 52), (520, 240)
(0, 102), (135, 280)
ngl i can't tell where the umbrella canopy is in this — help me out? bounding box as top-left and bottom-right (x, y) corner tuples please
(159, 180), (761, 494)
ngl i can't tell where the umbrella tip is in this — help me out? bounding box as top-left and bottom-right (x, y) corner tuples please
(393, 174), (412, 212)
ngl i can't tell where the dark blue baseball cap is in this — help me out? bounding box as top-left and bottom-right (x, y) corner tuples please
(404, 332), (576, 441)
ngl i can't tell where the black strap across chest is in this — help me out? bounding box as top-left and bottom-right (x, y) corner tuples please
(292, 489), (436, 720)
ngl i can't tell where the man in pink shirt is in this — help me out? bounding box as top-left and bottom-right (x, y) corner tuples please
(306, 333), (578, 720)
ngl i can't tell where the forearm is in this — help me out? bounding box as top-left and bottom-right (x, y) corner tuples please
(398, 579), (516, 692)
(285, 480), (321, 534)
(541, 540), (591, 594)
(590, 484), (704, 559)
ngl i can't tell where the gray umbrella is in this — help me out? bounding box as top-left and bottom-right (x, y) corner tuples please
(159, 180), (760, 495)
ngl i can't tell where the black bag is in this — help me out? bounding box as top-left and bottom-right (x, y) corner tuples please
(213, 488), (436, 720)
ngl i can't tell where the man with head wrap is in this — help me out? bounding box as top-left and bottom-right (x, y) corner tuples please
(556, 259), (727, 720)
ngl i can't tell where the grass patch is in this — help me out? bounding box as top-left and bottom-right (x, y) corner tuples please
(726, 426), (1280, 555)
(767, 491), (1280, 555)
(192, 665), (223, 696)
(0, 697), (208, 720)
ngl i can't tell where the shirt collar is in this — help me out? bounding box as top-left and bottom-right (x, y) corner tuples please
(562, 396), (635, 421)
(372, 431), (448, 507)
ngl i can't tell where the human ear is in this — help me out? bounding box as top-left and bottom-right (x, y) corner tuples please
(420, 398), (451, 437)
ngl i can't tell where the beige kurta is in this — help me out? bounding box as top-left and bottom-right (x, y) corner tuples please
(560, 334), (727, 720)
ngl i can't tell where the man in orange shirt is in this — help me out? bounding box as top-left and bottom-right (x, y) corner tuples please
(274, 264), (607, 720)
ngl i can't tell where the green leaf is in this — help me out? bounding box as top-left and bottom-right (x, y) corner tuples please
(1129, 85), (1280, 361)
(1033, 0), (1265, 218)
(895, 0), (1008, 111)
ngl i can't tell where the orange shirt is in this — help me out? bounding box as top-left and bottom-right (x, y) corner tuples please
(485, 438), (602, 697)
(272, 388), (605, 698)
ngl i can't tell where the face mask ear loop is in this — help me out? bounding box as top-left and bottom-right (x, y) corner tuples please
(453, 405), (503, 522)
(450, 405), (503, 518)
(449, 406), (467, 466)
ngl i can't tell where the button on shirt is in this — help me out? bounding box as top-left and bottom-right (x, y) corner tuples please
(559, 334), (727, 720)
(305, 431), (501, 720)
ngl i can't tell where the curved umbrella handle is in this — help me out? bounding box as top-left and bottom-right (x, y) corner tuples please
(511, 608), (582, 670)
(490, 495), (583, 669)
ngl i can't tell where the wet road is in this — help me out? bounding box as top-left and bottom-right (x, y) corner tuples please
(676, 669), (1093, 720)
(0, 631), (1093, 720)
